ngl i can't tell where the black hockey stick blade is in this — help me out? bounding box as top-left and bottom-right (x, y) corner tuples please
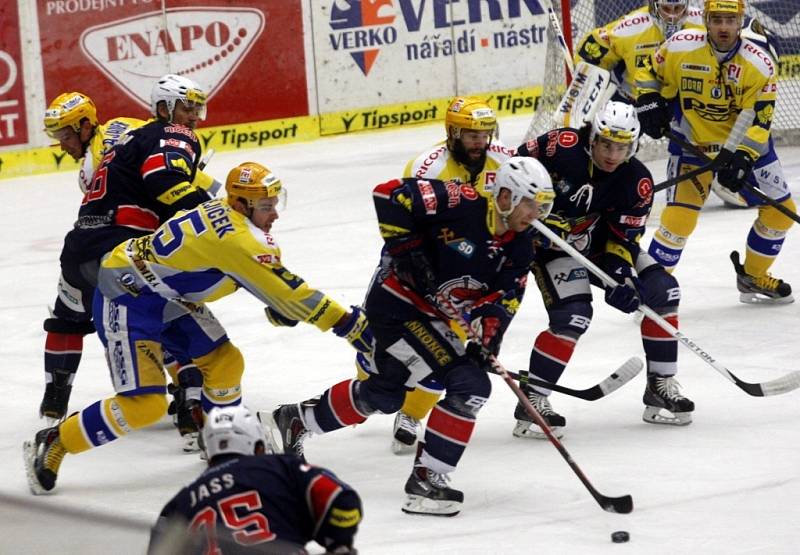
(508, 357), (643, 401)
(598, 493), (634, 514)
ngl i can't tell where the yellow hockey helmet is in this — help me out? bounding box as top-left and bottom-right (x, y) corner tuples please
(225, 162), (286, 210)
(445, 96), (496, 146)
(43, 92), (98, 138)
(704, 0), (745, 18)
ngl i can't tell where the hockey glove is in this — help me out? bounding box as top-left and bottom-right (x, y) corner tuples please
(715, 149), (754, 193)
(333, 305), (374, 355)
(264, 306), (299, 327)
(387, 235), (437, 298)
(604, 260), (644, 314)
(535, 212), (600, 252)
(635, 92), (671, 139)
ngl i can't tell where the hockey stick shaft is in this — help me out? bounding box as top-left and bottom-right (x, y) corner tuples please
(664, 130), (800, 225)
(492, 356), (642, 401)
(435, 294), (633, 514)
(532, 220), (800, 396)
(546, 2), (574, 76)
(654, 110), (752, 193)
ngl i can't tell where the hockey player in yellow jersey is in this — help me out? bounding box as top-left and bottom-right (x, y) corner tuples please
(38, 80), (223, 453)
(575, 0), (702, 101)
(635, 0), (795, 304)
(372, 97), (513, 454)
(23, 162), (373, 494)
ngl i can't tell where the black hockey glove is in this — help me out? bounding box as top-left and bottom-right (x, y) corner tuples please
(386, 235), (437, 298)
(604, 260), (644, 314)
(715, 149), (754, 193)
(264, 306), (299, 327)
(332, 306), (374, 355)
(635, 92), (671, 139)
(535, 212), (600, 252)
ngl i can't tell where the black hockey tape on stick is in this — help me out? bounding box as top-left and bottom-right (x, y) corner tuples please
(198, 148), (215, 171)
(434, 293), (634, 514)
(532, 219), (800, 397)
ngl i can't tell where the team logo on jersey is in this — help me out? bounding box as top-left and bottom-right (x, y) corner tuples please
(557, 131), (579, 148)
(637, 177), (653, 202)
(755, 101), (775, 129)
(80, 8), (265, 111)
(681, 63), (710, 73)
(681, 98), (729, 122)
(439, 276), (485, 310)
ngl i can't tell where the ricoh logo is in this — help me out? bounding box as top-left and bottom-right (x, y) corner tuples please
(329, 0), (398, 76)
(80, 8), (264, 109)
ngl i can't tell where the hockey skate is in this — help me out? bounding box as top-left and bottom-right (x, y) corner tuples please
(168, 384), (203, 453)
(730, 251), (793, 305)
(642, 374), (694, 426)
(391, 412), (419, 455)
(260, 404), (310, 460)
(512, 388), (565, 439)
(402, 442), (463, 517)
(23, 425), (67, 495)
(39, 368), (72, 426)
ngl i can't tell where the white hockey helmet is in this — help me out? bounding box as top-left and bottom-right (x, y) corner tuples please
(590, 101), (641, 161)
(150, 74), (208, 121)
(649, 0), (689, 37)
(494, 156), (555, 220)
(202, 405), (265, 460)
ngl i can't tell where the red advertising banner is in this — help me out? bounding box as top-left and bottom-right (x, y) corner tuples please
(37, 0), (307, 126)
(0, 0), (28, 147)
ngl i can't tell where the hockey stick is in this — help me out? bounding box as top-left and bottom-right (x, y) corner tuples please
(546, 1), (574, 76)
(434, 293), (634, 514)
(664, 130), (800, 225)
(198, 147), (215, 171)
(532, 220), (800, 397)
(653, 111), (751, 193)
(491, 356), (643, 401)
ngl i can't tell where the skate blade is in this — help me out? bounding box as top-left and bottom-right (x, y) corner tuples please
(256, 410), (285, 454)
(402, 494), (461, 517)
(512, 421), (564, 440)
(739, 292), (794, 305)
(642, 406), (692, 426)
(391, 438), (417, 455)
(182, 432), (201, 453)
(22, 441), (49, 496)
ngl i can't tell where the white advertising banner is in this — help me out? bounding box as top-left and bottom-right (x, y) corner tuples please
(312, 0), (550, 112)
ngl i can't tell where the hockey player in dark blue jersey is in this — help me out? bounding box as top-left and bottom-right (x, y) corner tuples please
(38, 75), (213, 431)
(512, 101), (694, 439)
(149, 405), (361, 554)
(262, 157), (556, 516)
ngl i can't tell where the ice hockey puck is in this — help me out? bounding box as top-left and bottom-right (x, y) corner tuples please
(611, 531), (630, 543)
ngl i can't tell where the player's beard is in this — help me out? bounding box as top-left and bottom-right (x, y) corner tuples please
(452, 141), (488, 175)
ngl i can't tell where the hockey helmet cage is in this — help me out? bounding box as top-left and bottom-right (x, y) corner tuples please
(150, 74), (208, 121)
(44, 92), (98, 139)
(494, 156), (555, 220)
(591, 101), (641, 160)
(202, 405), (266, 459)
(225, 161), (286, 210)
(445, 97), (496, 146)
(649, 0), (689, 37)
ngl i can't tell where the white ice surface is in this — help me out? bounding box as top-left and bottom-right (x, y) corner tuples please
(1, 116), (799, 554)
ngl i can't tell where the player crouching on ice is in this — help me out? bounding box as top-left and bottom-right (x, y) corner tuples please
(511, 101), (694, 437)
(149, 405), (361, 554)
(23, 162), (373, 495)
(261, 157), (555, 516)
